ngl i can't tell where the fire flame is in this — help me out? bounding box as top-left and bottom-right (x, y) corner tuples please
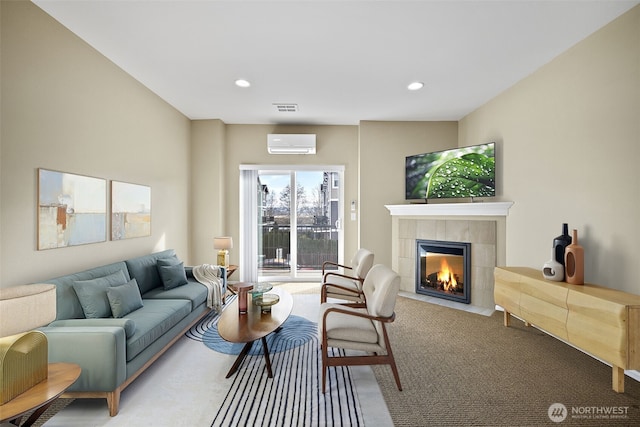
(437, 259), (457, 292)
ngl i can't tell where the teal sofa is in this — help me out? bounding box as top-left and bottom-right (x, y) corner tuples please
(38, 249), (225, 416)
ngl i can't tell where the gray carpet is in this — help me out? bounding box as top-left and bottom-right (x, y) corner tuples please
(373, 296), (640, 426)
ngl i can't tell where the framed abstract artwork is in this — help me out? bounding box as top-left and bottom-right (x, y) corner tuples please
(38, 168), (107, 250)
(111, 181), (151, 240)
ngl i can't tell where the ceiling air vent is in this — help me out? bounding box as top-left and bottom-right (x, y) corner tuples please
(273, 103), (298, 113)
(267, 134), (316, 155)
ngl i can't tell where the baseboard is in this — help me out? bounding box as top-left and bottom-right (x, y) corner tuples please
(494, 305), (640, 384)
(626, 369), (640, 382)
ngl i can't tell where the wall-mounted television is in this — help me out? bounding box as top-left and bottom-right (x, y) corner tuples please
(405, 142), (495, 201)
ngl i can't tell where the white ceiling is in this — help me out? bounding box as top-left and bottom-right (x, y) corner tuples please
(32, 0), (639, 125)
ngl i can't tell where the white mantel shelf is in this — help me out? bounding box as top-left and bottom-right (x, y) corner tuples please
(385, 201), (514, 217)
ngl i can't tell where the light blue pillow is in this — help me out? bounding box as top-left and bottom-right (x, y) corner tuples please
(73, 270), (128, 318)
(107, 279), (144, 318)
(157, 256), (180, 266)
(157, 258), (188, 290)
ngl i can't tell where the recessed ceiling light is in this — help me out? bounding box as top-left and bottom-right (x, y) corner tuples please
(407, 81), (424, 91)
(235, 79), (251, 88)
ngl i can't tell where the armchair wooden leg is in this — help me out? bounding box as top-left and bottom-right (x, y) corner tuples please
(383, 324), (402, 391)
(322, 365), (327, 394)
(389, 356), (402, 391)
(321, 333), (328, 393)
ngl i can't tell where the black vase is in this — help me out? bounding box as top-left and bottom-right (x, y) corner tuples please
(553, 223), (572, 266)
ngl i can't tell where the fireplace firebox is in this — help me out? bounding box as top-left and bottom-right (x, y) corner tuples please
(416, 239), (471, 304)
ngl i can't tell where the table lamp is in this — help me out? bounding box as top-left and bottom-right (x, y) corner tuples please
(214, 236), (233, 268)
(0, 284), (56, 404)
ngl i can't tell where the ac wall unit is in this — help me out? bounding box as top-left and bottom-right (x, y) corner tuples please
(267, 134), (316, 154)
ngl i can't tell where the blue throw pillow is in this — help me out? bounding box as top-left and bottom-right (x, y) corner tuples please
(72, 270), (128, 318)
(107, 278), (144, 318)
(157, 258), (188, 290)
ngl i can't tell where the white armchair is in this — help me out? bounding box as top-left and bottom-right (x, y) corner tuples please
(320, 248), (374, 304)
(319, 264), (402, 393)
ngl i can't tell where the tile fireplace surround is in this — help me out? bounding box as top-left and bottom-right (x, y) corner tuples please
(386, 202), (513, 312)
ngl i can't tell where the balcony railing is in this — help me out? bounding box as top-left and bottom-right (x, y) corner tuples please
(260, 224), (338, 270)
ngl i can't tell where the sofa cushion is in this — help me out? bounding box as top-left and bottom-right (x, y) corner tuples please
(72, 270), (128, 318)
(157, 258), (188, 290)
(319, 303), (379, 344)
(125, 249), (176, 294)
(46, 262), (131, 320)
(142, 278), (208, 309)
(123, 299), (191, 361)
(48, 318), (137, 339)
(107, 279), (144, 318)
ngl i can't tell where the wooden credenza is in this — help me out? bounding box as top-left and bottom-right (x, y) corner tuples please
(494, 266), (640, 393)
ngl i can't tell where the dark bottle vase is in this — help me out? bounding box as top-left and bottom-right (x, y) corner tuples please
(553, 223), (572, 266)
(565, 229), (584, 285)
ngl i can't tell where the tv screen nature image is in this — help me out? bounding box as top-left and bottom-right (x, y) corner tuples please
(405, 142), (495, 200)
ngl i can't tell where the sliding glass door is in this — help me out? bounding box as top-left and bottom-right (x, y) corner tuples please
(241, 165), (343, 282)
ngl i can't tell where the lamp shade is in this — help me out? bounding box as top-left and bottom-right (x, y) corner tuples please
(0, 284), (56, 337)
(214, 237), (233, 250)
(0, 284), (56, 404)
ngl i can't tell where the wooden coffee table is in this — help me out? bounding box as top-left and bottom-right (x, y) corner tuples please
(218, 285), (293, 378)
(0, 362), (81, 426)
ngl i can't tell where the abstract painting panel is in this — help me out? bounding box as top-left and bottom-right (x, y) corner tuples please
(38, 169), (107, 250)
(111, 181), (151, 240)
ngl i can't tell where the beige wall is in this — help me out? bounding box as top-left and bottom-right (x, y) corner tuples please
(0, 1), (192, 287)
(2, 0), (637, 297)
(222, 125), (359, 275)
(190, 119), (226, 265)
(0, 0), (360, 285)
(459, 6), (640, 293)
(358, 121), (458, 266)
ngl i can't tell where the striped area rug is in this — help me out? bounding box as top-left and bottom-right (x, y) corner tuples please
(187, 304), (365, 427)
